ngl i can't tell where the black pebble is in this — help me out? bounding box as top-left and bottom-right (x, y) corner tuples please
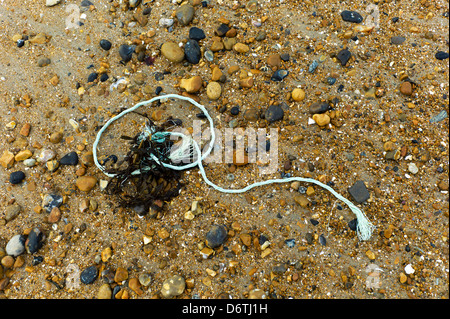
(184, 39), (201, 64)
(348, 180), (370, 203)
(17, 39), (25, 48)
(230, 106), (240, 115)
(280, 53), (290, 61)
(264, 104), (284, 123)
(348, 218), (358, 231)
(392, 17), (399, 23)
(337, 49), (351, 66)
(42, 194), (63, 213)
(435, 51), (449, 60)
(87, 72), (98, 83)
(305, 232), (313, 244)
(206, 224), (227, 248)
(271, 69), (289, 81)
(99, 39), (112, 51)
(25, 228), (44, 254)
(119, 44), (135, 62)
(80, 265), (99, 284)
(60, 151), (79, 165)
(142, 7), (152, 15)
(189, 27), (206, 41)
(10, 171), (25, 184)
(155, 86), (163, 95)
(216, 23), (230, 37)
(310, 219), (319, 226)
(32, 256), (44, 266)
(100, 73), (109, 82)
(341, 10), (363, 23)
(319, 234), (327, 246)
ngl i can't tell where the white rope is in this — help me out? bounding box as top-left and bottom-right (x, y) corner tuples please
(93, 94), (375, 240)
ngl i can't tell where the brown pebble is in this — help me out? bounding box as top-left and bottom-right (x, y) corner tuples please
(19, 123), (31, 136)
(114, 267), (129, 283)
(400, 81), (412, 96)
(1, 255), (14, 268)
(48, 207), (62, 223)
(76, 176), (97, 192)
(129, 277), (143, 295)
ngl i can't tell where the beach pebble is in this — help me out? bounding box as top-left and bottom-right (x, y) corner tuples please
(341, 10), (363, 23)
(348, 180), (370, 203)
(206, 81), (221, 100)
(400, 81), (412, 96)
(5, 204), (21, 222)
(161, 42), (185, 63)
(233, 43), (249, 53)
(271, 69), (289, 81)
(37, 57), (51, 67)
(265, 104), (284, 123)
(38, 149), (56, 162)
(337, 49), (351, 66)
(184, 39), (201, 64)
(25, 228), (44, 254)
(161, 275), (185, 298)
(99, 39), (112, 51)
(97, 283), (112, 299)
(176, 4), (195, 26)
(118, 44), (134, 63)
(312, 113), (330, 126)
(205, 224), (227, 248)
(189, 27), (206, 41)
(45, 0), (61, 6)
(390, 36), (406, 45)
(42, 194), (63, 213)
(60, 151), (79, 165)
(291, 88), (305, 101)
(309, 102), (330, 114)
(9, 171), (25, 184)
(435, 51), (449, 60)
(80, 265), (99, 284)
(408, 163), (419, 174)
(180, 75), (202, 93)
(159, 18), (174, 27)
(139, 273), (152, 287)
(6, 234), (26, 257)
(248, 289), (266, 299)
(76, 176), (97, 192)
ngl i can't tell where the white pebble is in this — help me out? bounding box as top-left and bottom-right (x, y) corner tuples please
(159, 18), (174, 27)
(408, 163), (419, 174)
(405, 264), (415, 274)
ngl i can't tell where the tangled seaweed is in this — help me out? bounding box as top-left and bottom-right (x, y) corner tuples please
(104, 117), (184, 216)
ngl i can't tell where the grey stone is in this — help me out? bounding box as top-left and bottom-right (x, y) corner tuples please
(348, 180), (370, 203)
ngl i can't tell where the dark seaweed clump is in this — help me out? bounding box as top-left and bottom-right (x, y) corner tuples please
(104, 117), (184, 217)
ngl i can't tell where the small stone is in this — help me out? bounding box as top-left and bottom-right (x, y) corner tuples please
(5, 204), (21, 222)
(114, 267), (128, 283)
(19, 123), (31, 136)
(46, 160), (59, 172)
(243, 108), (260, 122)
(239, 233), (252, 246)
(49, 131), (63, 144)
(294, 194), (308, 207)
(399, 273), (407, 284)
(348, 180), (370, 203)
(211, 67), (223, 81)
(118, 44), (134, 63)
(341, 10), (363, 23)
(42, 194), (63, 213)
(45, 0), (61, 6)
(184, 39), (201, 64)
(267, 54), (281, 67)
(38, 149), (56, 163)
(216, 24), (230, 37)
(25, 228), (44, 254)
(176, 4), (195, 26)
(309, 102), (330, 114)
(308, 60), (319, 73)
(312, 113), (331, 126)
(222, 37), (236, 50)
(366, 250), (376, 260)
(271, 69), (289, 81)
(87, 72), (98, 83)
(14, 150), (32, 161)
(205, 224), (227, 248)
(76, 176), (97, 192)
(265, 104), (284, 123)
(23, 158), (36, 167)
(319, 234), (327, 246)
(99, 39), (112, 51)
(37, 57), (51, 67)
(9, 171), (25, 184)
(97, 283), (112, 299)
(239, 77), (254, 88)
(206, 81), (221, 100)
(435, 51), (449, 60)
(437, 180), (448, 191)
(291, 88), (305, 102)
(60, 151), (79, 165)
(129, 278), (143, 295)
(48, 207), (61, 223)
(1, 256), (14, 268)
(179, 75), (202, 93)
(233, 43), (249, 53)
(161, 42), (185, 63)
(81, 265), (99, 284)
(139, 273), (152, 287)
(0, 150), (15, 168)
(405, 264), (415, 275)
(159, 18), (174, 27)
(189, 27), (206, 41)
(101, 247), (112, 262)
(400, 81), (412, 96)
(248, 289), (266, 299)
(6, 235), (26, 257)
(390, 36), (406, 45)
(337, 49), (351, 66)
(408, 163), (419, 175)
(161, 275), (185, 298)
